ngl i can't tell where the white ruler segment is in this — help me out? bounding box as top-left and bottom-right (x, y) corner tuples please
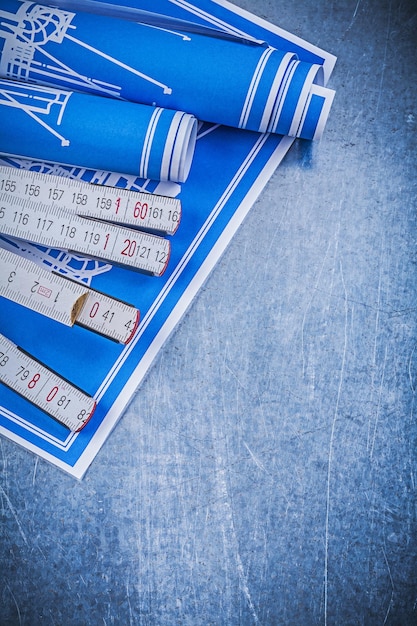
(0, 165), (181, 234)
(77, 192), (181, 235)
(0, 247), (88, 326)
(0, 187), (171, 277)
(0, 202), (170, 276)
(0, 332), (96, 431)
(76, 286), (140, 344)
(0, 249), (140, 344)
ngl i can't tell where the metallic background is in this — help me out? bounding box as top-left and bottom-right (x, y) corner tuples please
(1, 0), (416, 623)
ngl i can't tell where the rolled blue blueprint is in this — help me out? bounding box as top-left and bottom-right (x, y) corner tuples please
(0, 79), (197, 182)
(0, 1), (333, 139)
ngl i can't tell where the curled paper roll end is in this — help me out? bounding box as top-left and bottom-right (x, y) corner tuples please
(272, 61), (334, 140)
(285, 64), (335, 140)
(159, 111), (198, 184)
(264, 60), (332, 139)
(297, 85), (336, 141)
(0, 78), (197, 184)
(238, 48), (334, 140)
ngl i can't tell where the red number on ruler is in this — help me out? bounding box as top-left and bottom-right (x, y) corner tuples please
(46, 386), (58, 402)
(134, 201), (148, 220)
(28, 373), (40, 389)
(89, 302), (99, 318)
(121, 239), (136, 257)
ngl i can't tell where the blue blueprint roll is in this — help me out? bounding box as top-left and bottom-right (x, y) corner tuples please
(0, 1), (332, 139)
(0, 79), (197, 182)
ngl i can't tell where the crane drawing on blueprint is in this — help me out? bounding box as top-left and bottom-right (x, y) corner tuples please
(0, 78), (71, 146)
(0, 2), (173, 97)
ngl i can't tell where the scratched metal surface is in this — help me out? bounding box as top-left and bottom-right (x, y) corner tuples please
(1, 0), (416, 624)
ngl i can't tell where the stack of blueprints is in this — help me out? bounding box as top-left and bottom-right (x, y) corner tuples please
(0, 0), (336, 478)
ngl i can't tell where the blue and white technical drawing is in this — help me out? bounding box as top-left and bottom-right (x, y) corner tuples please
(0, 0), (336, 477)
(0, 0), (334, 138)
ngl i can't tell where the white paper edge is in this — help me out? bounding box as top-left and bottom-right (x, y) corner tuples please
(312, 85), (336, 140)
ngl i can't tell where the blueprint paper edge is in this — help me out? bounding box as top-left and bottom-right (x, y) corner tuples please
(71, 135), (295, 479)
